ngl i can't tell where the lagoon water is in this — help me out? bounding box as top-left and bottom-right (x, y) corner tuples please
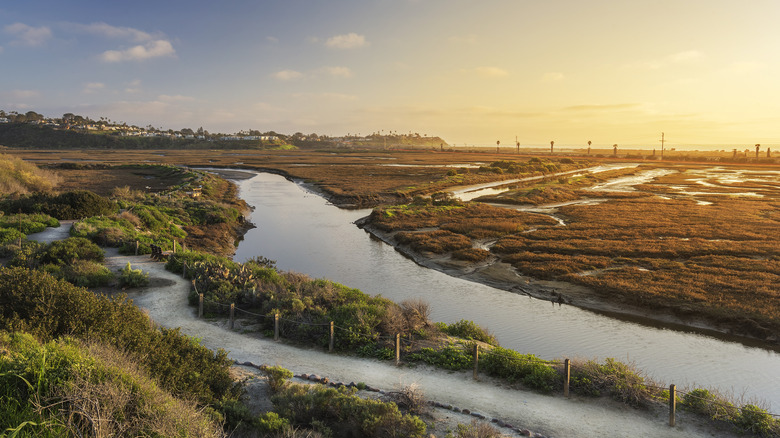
(232, 171), (780, 410)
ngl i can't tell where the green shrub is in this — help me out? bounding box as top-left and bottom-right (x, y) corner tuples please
(257, 412), (291, 435)
(440, 320), (499, 346)
(61, 260), (114, 287)
(0, 267), (238, 406)
(272, 383), (427, 438)
(0, 227), (24, 244)
(0, 190), (115, 219)
(263, 365), (294, 393)
(681, 388), (736, 420)
(118, 262), (150, 288)
(0, 332), (225, 437)
(406, 343), (473, 370)
(40, 237), (104, 265)
(480, 347), (560, 392)
(735, 404), (777, 436)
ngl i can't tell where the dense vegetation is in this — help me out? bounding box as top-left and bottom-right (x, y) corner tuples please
(0, 267), (238, 436)
(367, 163), (780, 343)
(0, 153), (61, 194)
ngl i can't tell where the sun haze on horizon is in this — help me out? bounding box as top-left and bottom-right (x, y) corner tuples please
(1, 0), (779, 148)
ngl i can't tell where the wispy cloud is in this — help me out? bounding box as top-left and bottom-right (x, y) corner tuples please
(101, 40), (175, 62)
(68, 22), (153, 42)
(562, 103), (641, 112)
(83, 82), (105, 94)
(158, 94), (196, 103)
(325, 33), (368, 49)
(475, 66), (509, 78)
(8, 89), (41, 99)
(292, 92), (358, 101)
(4, 23), (52, 46)
(317, 66), (353, 78)
(272, 70), (304, 81)
(63, 22), (175, 62)
(124, 79), (142, 93)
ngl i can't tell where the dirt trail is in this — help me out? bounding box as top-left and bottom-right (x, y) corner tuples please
(99, 251), (737, 438)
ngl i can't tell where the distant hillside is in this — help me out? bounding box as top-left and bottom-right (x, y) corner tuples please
(0, 123), (291, 150)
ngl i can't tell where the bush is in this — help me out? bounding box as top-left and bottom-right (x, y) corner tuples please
(272, 383), (427, 438)
(118, 262), (150, 288)
(735, 404), (777, 436)
(61, 259), (114, 287)
(681, 388), (736, 420)
(0, 267), (238, 406)
(263, 365), (294, 393)
(0, 332), (225, 438)
(0, 190), (115, 219)
(480, 347), (560, 392)
(440, 320), (498, 346)
(406, 343), (473, 370)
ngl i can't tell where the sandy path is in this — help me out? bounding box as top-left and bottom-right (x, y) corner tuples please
(99, 251), (737, 438)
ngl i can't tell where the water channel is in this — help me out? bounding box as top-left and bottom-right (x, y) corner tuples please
(230, 170), (780, 410)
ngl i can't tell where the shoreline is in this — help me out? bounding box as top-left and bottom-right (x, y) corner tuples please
(218, 166), (779, 351)
(355, 217), (780, 351)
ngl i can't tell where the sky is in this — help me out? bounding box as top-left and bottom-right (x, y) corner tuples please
(2, 0), (780, 148)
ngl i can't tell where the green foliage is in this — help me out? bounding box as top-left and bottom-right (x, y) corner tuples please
(59, 260), (114, 287)
(272, 383), (427, 438)
(0, 213), (59, 235)
(0, 267), (238, 406)
(118, 262), (150, 288)
(0, 228), (24, 245)
(0, 190), (115, 219)
(0, 332), (225, 437)
(262, 365), (294, 393)
(681, 388), (735, 420)
(38, 237), (104, 265)
(406, 343), (473, 370)
(480, 347), (560, 392)
(357, 343), (394, 360)
(735, 404), (777, 436)
(256, 412), (291, 435)
(571, 358), (652, 407)
(439, 320), (499, 346)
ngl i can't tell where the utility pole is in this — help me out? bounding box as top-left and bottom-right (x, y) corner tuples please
(659, 132), (665, 159)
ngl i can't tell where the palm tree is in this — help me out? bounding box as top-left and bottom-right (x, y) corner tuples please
(496, 140), (500, 153)
(756, 144), (760, 158)
(587, 140), (591, 155)
(550, 140), (554, 154)
(613, 144), (618, 156)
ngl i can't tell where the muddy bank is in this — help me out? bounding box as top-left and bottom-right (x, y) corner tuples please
(355, 218), (779, 350)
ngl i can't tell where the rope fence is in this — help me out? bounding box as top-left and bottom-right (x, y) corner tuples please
(152, 244), (780, 428)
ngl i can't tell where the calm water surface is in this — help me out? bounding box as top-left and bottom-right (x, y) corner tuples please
(232, 171), (780, 410)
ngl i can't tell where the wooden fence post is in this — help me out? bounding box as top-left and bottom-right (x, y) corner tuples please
(182, 261), (187, 277)
(173, 240), (177, 253)
(329, 321), (335, 353)
(135, 240), (139, 255)
(395, 334), (401, 366)
(564, 358), (571, 398)
(198, 293), (204, 318)
(229, 303), (235, 330)
(473, 344), (479, 380)
(669, 384), (676, 427)
(274, 314), (280, 341)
